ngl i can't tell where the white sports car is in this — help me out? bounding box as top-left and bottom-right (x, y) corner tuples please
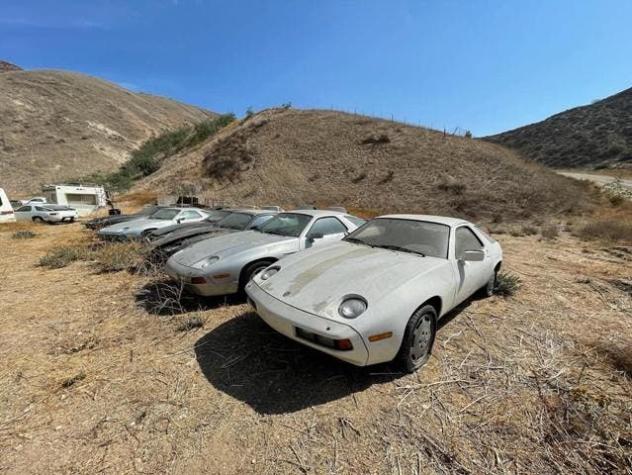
(246, 215), (503, 372)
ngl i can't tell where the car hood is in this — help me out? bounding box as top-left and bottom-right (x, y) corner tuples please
(171, 231), (296, 267)
(101, 217), (169, 234)
(257, 242), (447, 321)
(152, 224), (225, 247)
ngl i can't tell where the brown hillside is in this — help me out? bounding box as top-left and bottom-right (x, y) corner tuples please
(140, 108), (592, 221)
(485, 87), (632, 169)
(0, 69), (214, 195)
(0, 60), (22, 73)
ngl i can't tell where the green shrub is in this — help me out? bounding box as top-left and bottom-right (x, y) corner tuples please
(12, 230), (36, 239)
(77, 114), (235, 191)
(495, 272), (521, 297)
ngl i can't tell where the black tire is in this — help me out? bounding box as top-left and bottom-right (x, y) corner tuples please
(396, 304), (437, 373)
(478, 270), (497, 298)
(239, 260), (274, 291)
(32, 216), (44, 224)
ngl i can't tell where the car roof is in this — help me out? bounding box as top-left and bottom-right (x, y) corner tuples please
(377, 214), (470, 227)
(223, 208), (274, 215)
(285, 209), (348, 218)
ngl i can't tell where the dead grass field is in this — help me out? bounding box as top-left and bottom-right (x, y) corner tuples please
(1, 221), (630, 474)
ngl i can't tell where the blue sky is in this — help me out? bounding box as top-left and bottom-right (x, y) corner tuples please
(1, 0), (631, 135)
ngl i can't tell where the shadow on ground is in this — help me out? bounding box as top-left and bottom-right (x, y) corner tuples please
(194, 300), (473, 415)
(135, 279), (244, 315)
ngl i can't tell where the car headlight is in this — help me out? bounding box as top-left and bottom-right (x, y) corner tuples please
(260, 266), (280, 280)
(338, 296), (368, 319)
(194, 256), (219, 270)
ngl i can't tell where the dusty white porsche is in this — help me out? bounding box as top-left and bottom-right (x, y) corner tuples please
(245, 215), (503, 372)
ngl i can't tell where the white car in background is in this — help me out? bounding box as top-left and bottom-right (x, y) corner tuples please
(246, 215), (503, 373)
(18, 196), (48, 205)
(14, 204), (78, 223)
(98, 207), (210, 240)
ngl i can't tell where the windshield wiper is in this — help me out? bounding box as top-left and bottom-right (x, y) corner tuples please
(345, 237), (373, 247)
(376, 244), (425, 257)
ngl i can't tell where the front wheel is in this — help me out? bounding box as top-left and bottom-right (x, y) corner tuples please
(239, 260), (274, 291)
(479, 270), (497, 298)
(396, 304), (437, 373)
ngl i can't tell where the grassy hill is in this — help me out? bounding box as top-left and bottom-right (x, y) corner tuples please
(139, 108), (592, 221)
(0, 67), (214, 195)
(485, 87), (632, 169)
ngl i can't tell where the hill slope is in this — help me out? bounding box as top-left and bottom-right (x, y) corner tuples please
(485, 87), (632, 169)
(0, 68), (214, 195)
(140, 108), (591, 221)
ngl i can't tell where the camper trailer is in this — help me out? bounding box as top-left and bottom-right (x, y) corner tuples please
(42, 183), (108, 217)
(0, 187), (16, 223)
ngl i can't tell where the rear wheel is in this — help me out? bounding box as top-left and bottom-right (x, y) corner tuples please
(240, 260), (274, 291)
(396, 304), (437, 373)
(32, 216), (44, 224)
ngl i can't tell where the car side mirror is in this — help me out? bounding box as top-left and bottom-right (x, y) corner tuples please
(177, 219), (183, 224)
(308, 232), (324, 241)
(461, 249), (484, 262)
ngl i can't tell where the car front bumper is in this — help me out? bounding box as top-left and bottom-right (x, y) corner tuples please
(164, 259), (238, 296)
(245, 281), (369, 366)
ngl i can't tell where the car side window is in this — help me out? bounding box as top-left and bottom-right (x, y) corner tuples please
(17, 206), (31, 212)
(455, 226), (484, 259)
(35, 206), (49, 212)
(307, 217), (348, 237)
(181, 210), (202, 220)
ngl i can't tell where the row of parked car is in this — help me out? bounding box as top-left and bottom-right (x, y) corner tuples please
(91, 205), (503, 373)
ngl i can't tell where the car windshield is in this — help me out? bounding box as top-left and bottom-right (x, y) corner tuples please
(216, 212), (253, 230)
(205, 210), (232, 222)
(258, 213), (312, 237)
(136, 206), (161, 217)
(344, 218), (450, 258)
(149, 208), (180, 220)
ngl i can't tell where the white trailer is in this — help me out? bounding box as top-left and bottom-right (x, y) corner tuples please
(42, 183), (108, 217)
(0, 187), (16, 223)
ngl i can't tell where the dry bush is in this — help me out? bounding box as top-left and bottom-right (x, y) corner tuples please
(92, 242), (145, 273)
(39, 244), (86, 269)
(541, 224), (559, 240)
(577, 220), (632, 244)
(12, 230), (36, 239)
(176, 314), (205, 332)
(521, 224), (539, 236)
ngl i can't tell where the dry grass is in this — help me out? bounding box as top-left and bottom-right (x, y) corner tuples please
(0, 219), (630, 473)
(0, 69), (212, 195)
(139, 108), (594, 221)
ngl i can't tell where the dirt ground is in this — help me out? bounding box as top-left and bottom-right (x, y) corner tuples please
(0, 222), (630, 474)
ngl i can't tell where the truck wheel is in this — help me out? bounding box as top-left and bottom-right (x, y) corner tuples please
(240, 260), (274, 291)
(396, 304), (437, 373)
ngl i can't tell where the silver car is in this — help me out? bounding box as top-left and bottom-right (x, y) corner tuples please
(165, 210), (366, 296)
(14, 204), (78, 223)
(98, 207), (209, 240)
(147, 209), (278, 261)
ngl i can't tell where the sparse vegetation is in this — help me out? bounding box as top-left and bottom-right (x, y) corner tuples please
(61, 371), (86, 388)
(176, 315), (205, 332)
(495, 271), (521, 296)
(39, 245), (85, 269)
(577, 219), (632, 244)
(93, 242), (144, 273)
(12, 230), (36, 239)
(541, 224), (559, 240)
(80, 114), (235, 191)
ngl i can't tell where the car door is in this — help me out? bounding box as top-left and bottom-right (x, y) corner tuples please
(453, 225), (489, 304)
(14, 206), (33, 221)
(302, 216), (348, 249)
